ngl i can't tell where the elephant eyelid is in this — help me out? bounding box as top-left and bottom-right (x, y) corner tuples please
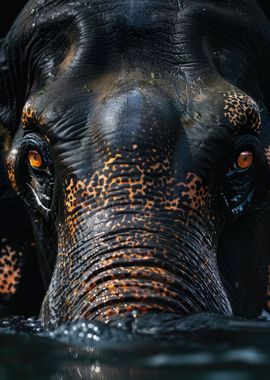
(22, 123), (41, 135)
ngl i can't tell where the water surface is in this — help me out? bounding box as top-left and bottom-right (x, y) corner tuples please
(1, 313), (270, 380)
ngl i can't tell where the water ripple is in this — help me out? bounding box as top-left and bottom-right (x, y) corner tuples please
(2, 313), (270, 379)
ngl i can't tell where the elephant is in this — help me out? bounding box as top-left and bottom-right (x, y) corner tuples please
(1, 0), (270, 328)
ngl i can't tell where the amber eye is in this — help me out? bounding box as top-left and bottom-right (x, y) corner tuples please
(236, 151), (253, 170)
(28, 150), (43, 169)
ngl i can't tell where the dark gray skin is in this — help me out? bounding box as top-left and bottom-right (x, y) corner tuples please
(1, 0), (270, 328)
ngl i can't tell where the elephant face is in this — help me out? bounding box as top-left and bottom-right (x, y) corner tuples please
(1, 0), (270, 327)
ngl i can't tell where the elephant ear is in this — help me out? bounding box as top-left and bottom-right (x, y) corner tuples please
(218, 210), (270, 318)
(0, 0), (78, 316)
(256, 0), (270, 314)
(0, 37), (44, 317)
(218, 104), (270, 318)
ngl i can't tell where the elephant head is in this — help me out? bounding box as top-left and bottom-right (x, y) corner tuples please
(1, 0), (270, 328)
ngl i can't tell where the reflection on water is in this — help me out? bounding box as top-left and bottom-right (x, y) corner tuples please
(1, 313), (270, 380)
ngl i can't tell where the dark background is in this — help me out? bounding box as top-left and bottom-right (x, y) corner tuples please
(0, 1), (28, 38)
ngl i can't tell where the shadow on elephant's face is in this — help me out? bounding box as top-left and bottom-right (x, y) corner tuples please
(1, 0), (270, 327)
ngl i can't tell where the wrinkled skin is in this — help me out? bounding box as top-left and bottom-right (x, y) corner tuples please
(1, 0), (270, 328)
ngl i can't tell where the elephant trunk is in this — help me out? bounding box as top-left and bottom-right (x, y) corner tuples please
(40, 153), (233, 327)
(41, 212), (232, 326)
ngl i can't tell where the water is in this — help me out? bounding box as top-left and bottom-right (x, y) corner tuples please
(1, 313), (270, 380)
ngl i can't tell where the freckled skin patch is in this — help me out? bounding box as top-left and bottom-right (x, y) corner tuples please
(40, 145), (232, 325)
(6, 149), (18, 192)
(265, 146), (270, 167)
(21, 104), (44, 129)
(0, 242), (22, 295)
(63, 150), (208, 243)
(224, 90), (261, 132)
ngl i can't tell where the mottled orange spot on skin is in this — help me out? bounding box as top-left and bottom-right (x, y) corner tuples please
(95, 303), (174, 322)
(179, 173), (207, 211)
(63, 147), (208, 244)
(21, 104), (44, 129)
(104, 153), (122, 168)
(6, 149), (18, 192)
(224, 90), (261, 131)
(0, 245), (21, 295)
(265, 146), (270, 167)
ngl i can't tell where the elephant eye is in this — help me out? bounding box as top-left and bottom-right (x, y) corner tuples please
(235, 151), (253, 170)
(28, 150), (43, 170)
(9, 133), (54, 216)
